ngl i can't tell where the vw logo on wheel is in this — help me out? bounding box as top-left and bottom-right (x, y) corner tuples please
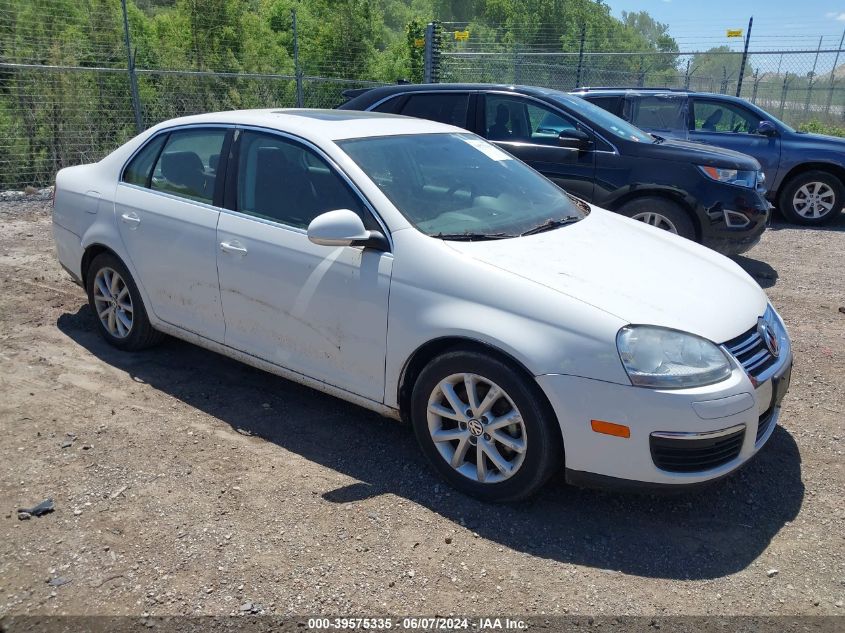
(467, 418), (484, 437)
(757, 317), (780, 358)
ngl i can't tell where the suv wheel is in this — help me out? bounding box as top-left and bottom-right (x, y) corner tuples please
(617, 197), (695, 240)
(410, 351), (562, 502)
(85, 252), (164, 350)
(778, 170), (843, 225)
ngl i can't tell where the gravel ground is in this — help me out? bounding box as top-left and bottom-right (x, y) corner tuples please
(0, 201), (843, 617)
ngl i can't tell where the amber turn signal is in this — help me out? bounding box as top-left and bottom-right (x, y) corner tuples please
(590, 420), (630, 438)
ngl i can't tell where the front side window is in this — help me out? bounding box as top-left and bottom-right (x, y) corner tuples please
(122, 134), (167, 187)
(338, 133), (586, 239)
(692, 100), (759, 134)
(627, 95), (686, 132)
(485, 95), (579, 145)
(150, 128), (227, 204)
(236, 131), (370, 229)
(399, 93), (470, 127)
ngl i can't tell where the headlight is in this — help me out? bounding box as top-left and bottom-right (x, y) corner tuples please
(616, 326), (732, 389)
(697, 165), (757, 188)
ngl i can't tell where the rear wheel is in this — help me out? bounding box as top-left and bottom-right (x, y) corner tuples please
(85, 252), (164, 350)
(778, 170), (843, 225)
(617, 196), (695, 240)
(410, 351), (562, 502)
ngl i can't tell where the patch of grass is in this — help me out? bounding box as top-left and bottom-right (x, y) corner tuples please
(797, 120), (845, 137)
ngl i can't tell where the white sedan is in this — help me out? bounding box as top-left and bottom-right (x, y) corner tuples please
(52, 109), (793, 501)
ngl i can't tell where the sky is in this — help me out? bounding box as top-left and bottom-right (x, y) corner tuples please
(604, 0), (845, 52)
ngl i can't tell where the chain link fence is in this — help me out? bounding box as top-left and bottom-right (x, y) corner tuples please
(437, 22), (845, 130)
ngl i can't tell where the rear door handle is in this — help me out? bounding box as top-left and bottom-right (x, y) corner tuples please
(121, 212), (141, 228)
(219, 240), (248, 256)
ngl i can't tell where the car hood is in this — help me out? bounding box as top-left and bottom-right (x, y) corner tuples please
(444, 208), (767, 344)
(631, 137), (762, 170)
(790, 130), (845, 150)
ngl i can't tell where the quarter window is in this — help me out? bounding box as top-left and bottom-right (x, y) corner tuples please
(236, 131), (371, 230)
(150, 129), (227, 204)
(692, 100), (759, 134)
(485, 95), (579, 145)
(398, 93), (470, 127)
(122, 134), (167, 187)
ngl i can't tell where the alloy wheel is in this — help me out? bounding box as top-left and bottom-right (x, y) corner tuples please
(630, 211), (679, 234)
(93, 267), (133, 339)
(426, 373), (527, 484)
(792, 181), (835, 219)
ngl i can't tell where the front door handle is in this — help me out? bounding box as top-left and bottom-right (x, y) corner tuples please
(219, 240), (248, 256)
(121, 212), (141, 228)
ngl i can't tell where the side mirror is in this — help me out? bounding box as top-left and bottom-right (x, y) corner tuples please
(307, 209), (389, 251)
(558, 128), (592, 149)
(756, 120), (777, 136)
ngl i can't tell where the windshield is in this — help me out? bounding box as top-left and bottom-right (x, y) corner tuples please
(551, 94), (653, 143)
(337, 133), (586, 239)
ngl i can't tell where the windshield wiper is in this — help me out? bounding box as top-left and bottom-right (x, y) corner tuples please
(651, 133), (665, 144)
(520, 216), (581, 236)
(434, 232), (516, 241)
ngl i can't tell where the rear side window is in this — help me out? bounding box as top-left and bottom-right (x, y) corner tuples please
(235, 131), (372, 230)
(585, 96), (622, 116)
(150, 129), (227, 204)
(122, 134), (167, 187)
(399, 93), (470, 127)
(627, 96), (686, 132)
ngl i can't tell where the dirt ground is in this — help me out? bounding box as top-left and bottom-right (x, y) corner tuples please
(0, 201), (843, 618)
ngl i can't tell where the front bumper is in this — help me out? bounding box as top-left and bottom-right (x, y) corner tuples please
(537, 318), (792, 488)
(697, 185), (770, 256)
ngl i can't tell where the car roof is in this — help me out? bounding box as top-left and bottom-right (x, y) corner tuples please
(145, 108), (465, 142)
(343, 83), (585, 105)
(572, 88), (753, 104)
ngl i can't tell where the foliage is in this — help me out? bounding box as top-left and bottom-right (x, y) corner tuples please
(798, 119), (845, 138)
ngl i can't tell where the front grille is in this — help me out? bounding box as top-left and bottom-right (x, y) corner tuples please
(756, 406), (776, 443)
(650, 427), (745, 473)
(724, 325), (778, 379)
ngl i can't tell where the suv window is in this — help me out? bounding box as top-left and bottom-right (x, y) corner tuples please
(123, 134), (167, 187)
(584, 96), (622, 116)
(397, 93), (470, 127)
(485, 95), (579, 145)
(627, 95), (686, 132)
(150, 128), (227, 204)
(692, 99), (759, 134)
(236, 130), (371, 230)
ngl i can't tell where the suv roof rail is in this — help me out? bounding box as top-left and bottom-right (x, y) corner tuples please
(573, 86), (695, 93)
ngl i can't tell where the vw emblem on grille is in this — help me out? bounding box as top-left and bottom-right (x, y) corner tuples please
(757, 317), (780, 358)
(467, 418), (484, 437)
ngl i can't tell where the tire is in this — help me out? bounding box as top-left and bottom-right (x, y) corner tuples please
(410, 351), (563, 502)
(85, 252), (164, 351)
(617, 196), (695, 241)
(778, 170), (844, 226)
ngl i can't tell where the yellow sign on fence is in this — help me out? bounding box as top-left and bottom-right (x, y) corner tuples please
(726, 29), (743, 38)
(414, 37), (425, 48)
(454, 30), (470, 41)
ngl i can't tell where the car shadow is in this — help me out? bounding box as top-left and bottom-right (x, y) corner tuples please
(57, 306), (805, 581)
(732, 255), (778, 289)
(768, 209), (845, 232)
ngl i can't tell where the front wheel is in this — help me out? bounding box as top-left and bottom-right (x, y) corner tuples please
(410, 351), (562, 502)
(85, 252), (164, 350)
(778, 170), (843, 225)
(617, 196), (695, 241)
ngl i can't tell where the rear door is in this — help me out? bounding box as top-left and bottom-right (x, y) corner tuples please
(114, 126), (230, 342)
(689, 97), (781, 182)
(479, 93), (596, 201)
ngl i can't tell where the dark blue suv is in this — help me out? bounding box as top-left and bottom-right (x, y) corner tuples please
(340, 83), (770, 255)
(573, 88), (845, 226)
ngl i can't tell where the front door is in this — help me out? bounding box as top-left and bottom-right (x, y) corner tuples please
(689, 98), (781, 183)
(479, 94), (596, 201)
(114, 126), (230, 342)
(216, 130), (392, 402)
